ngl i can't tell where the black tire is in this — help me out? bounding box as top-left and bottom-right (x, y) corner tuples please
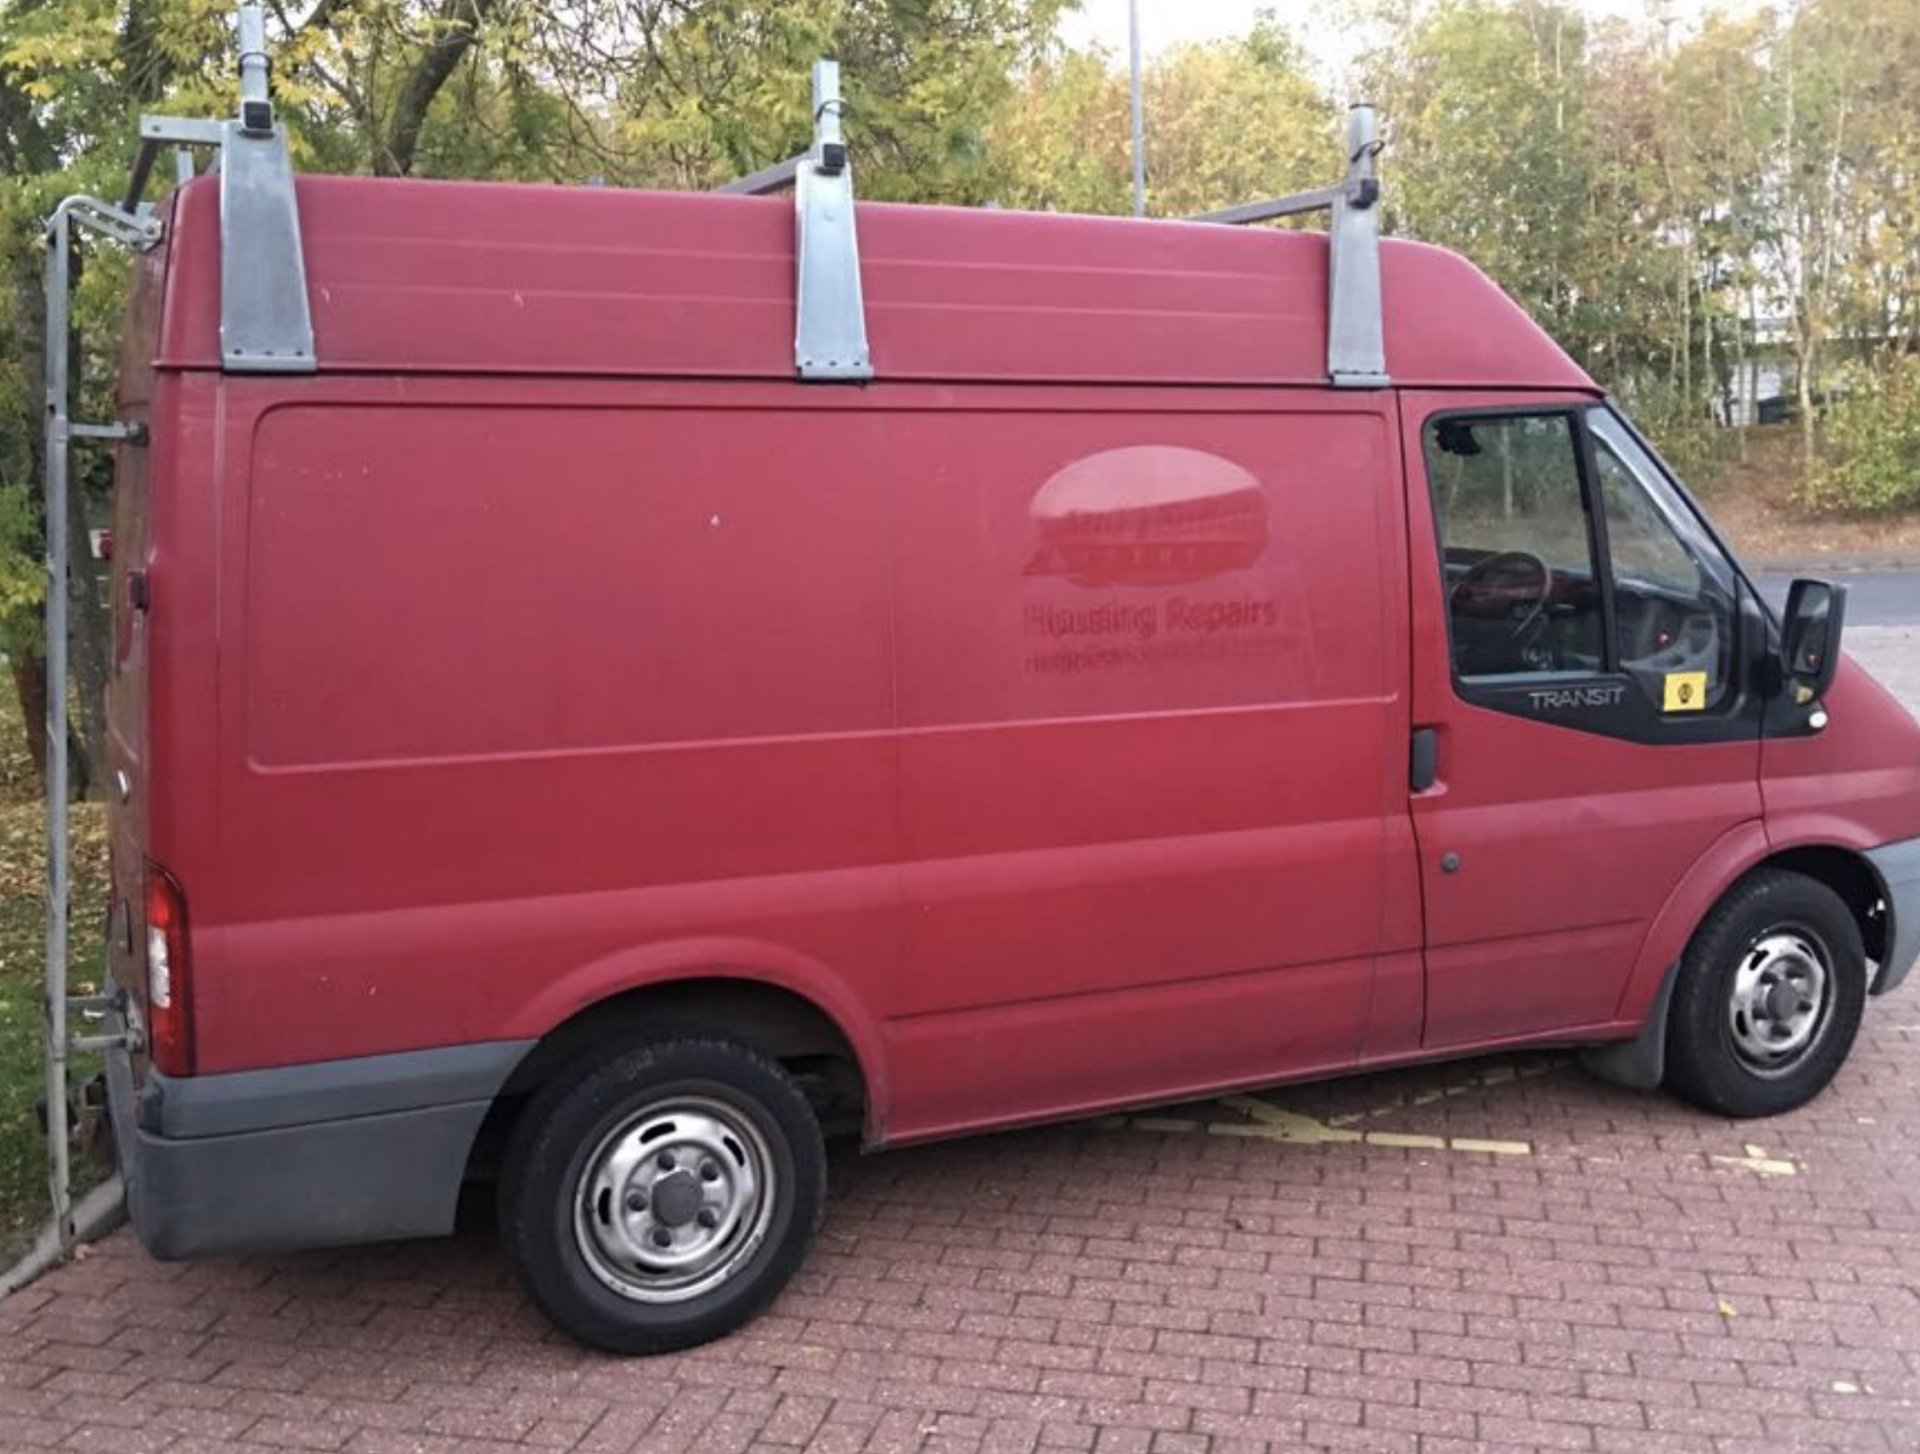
(1665, 869), (1867, 1118)
(499, 1036), (825, 1354)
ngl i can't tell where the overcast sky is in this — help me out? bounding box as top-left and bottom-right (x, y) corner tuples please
(1062, 0), (1768, 83)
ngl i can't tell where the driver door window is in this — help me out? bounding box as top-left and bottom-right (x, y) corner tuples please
(1425, 413), (1603, 679)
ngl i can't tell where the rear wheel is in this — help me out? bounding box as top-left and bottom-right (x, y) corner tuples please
(500, 1037), (825, 1353)
(1665, 869), (1866, 1118)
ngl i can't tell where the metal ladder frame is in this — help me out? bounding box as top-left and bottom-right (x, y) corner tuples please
(40, 195), (157, 1252)
(40, 1), (312, 1253)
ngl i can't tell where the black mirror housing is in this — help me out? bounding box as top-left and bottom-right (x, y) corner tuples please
(1781, 578), (1847, 700)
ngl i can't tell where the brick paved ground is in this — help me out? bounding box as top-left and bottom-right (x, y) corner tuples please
(3, 644), (1918, 1454)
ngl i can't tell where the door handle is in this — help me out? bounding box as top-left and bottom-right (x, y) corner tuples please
(1410, 727), (1440, 793)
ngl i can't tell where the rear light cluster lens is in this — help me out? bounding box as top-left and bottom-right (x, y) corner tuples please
(144, 862), (193, 1075)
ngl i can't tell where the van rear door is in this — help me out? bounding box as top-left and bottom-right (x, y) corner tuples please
(102, 235), (169, 1071)
(1400, 391), (1765, 1046)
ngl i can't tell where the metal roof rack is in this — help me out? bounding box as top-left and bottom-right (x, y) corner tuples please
(723, 77), (1388, 390)
(719, 60), (873, 382)
(1190, 104), (1389, 389)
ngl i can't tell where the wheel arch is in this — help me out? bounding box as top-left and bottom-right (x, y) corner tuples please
(1588, 826), (1886, 1090)
(1617, 826), (1886, 1025)
(468, 950), (889, 1187)
(1761, 844), (1888, 967)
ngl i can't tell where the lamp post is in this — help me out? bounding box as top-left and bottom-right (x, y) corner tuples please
(1129, 0), (1145, 216)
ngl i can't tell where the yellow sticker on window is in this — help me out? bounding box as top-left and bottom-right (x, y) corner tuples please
(1664, 671), (1708, 712)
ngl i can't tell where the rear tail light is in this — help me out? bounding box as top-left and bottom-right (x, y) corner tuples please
(144, 862), (193, 1075)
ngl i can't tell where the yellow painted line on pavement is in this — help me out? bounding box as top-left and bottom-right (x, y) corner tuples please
(1326, 1057), (1561, 1127)
(1710, 1142), (1799, 1178)
(1091, 1093), (1535, 1157)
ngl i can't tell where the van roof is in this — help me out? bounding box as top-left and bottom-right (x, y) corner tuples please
(155, 172), (1595, 392)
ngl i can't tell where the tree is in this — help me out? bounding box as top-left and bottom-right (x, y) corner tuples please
(991, 20), (1331, 219)
(1655, 12), (1775, 440)
(1363, 1), (1643, 374)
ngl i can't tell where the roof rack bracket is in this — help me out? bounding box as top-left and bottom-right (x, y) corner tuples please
(1327, 105), (1388, 390)
(132, 4), (314, 374)
(1188, 101), (1390, 389)
(217, 114), (315, 372)
(793, 60), (873, 382)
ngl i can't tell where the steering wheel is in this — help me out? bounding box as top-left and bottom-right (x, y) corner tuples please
(1449, 550), (1554, 639)
(1620, 599), (1721, 703)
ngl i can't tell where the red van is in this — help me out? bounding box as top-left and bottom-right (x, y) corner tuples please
(84, 60), (1920, 1355)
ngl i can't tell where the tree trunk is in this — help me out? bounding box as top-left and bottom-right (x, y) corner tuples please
(1741, 288), (1757, 455)
(11, 650), (48, 792)
(1797, 329), (1818, 467)
(1680, 232), (1693, 412)
(377, 0), (502, 177)
(1702, 291), (1716, 425)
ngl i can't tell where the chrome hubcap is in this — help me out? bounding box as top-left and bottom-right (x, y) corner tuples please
(573, 1097), (774, 1304)
(1727, 931), (1830, 1075)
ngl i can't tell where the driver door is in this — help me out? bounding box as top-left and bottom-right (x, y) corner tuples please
(1401, 392), (1765, 1048)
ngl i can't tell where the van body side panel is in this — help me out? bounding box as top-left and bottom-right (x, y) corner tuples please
(881, 399), (1409, 1137)
(201, 383), (902, 1077)
(1399, 390), (1764, 1046)
(1760, 657), (1920, 994)
(195, 380), (1411, 1153)
(1759, 659), (1920, 853)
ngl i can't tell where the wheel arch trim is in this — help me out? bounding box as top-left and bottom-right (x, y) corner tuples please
(499, 936), (892, 1140)
(1612, 818), (1772, 1027)
(1593, 825), (1888, 1089)
(1615, 820), (1893, 1034)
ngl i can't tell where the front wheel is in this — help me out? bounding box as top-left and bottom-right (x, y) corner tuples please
(500, 1037), (825, 1353)
(1665, 869), (1867, 1118)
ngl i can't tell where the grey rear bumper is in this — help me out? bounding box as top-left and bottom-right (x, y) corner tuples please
(1866, 835), (1920, 996)
(107, 1038), (531, 1259)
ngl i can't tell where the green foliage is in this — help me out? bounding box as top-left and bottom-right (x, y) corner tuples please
(990, 19), (1330, 218)
(1805, 358), (1920, 513)
(0, 786), (109, 1261)
(991, 45), (1129, 214)
(0, 488), (40, 659)
(1371, 2), (1616, 357)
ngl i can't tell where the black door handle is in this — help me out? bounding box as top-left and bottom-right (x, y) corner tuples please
(1410, 727), (1440, 793)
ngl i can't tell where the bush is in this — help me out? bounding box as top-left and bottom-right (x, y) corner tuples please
(1803, 358), (1920, 513)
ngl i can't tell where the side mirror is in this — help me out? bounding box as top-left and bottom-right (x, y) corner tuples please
(1781, 578), (1847, 701)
